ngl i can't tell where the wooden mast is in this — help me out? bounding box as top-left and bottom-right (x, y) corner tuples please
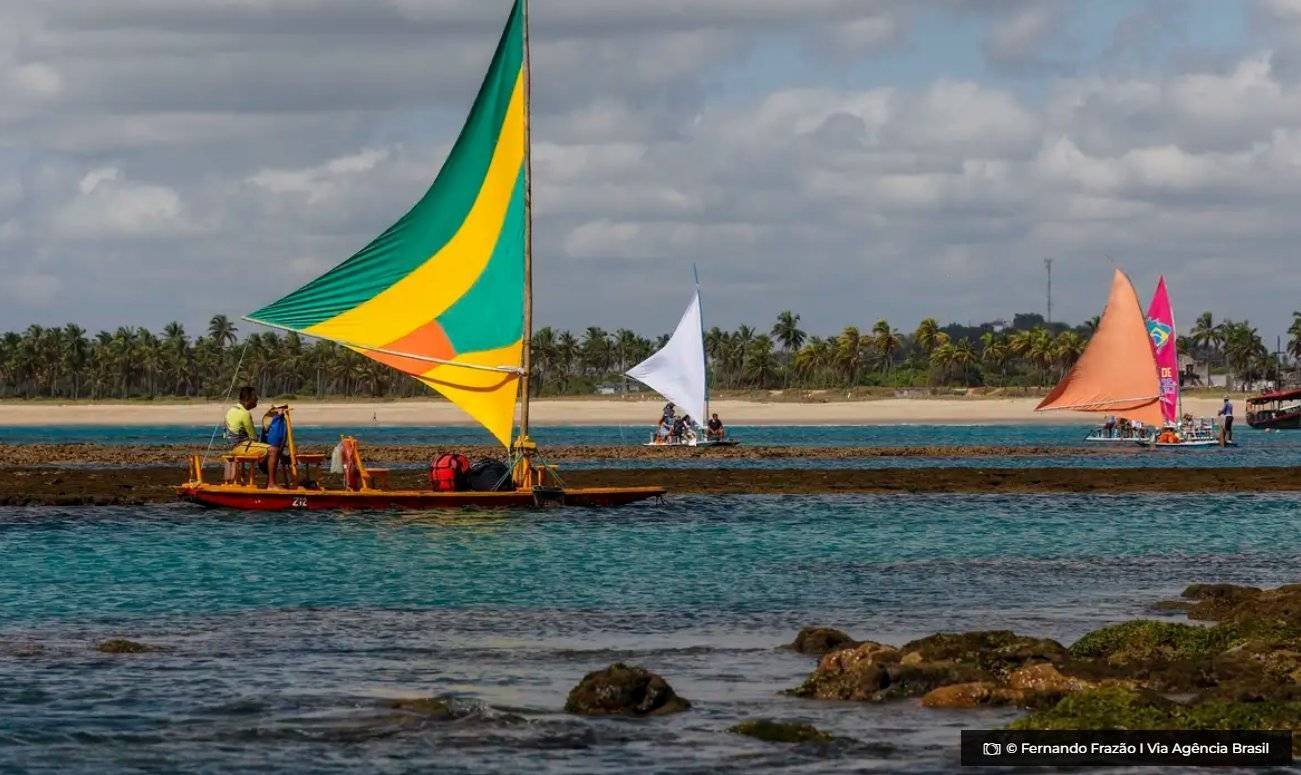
(518, 0), (535, 443)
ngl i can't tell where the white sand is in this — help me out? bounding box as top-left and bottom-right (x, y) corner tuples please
(0, 396), (1231, 427)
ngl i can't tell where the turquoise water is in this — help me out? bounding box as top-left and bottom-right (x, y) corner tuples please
(1, 494), (1298, 772)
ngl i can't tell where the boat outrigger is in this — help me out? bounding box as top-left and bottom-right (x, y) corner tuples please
(179, 0), (664, 510)
(625, 270), (739, 448)
(1037, 269), (1232, 447)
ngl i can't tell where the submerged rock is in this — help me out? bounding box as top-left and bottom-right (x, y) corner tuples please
(95, 638), (160, 654)
(564, 663), (690, 717)
(788, 627), (858, 656)
(385, 697), (455, 719)
(730, 719), (835, 744)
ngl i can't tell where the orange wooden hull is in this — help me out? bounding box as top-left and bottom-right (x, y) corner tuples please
(176, 483), (666, 511)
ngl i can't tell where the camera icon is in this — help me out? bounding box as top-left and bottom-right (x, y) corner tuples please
(983, 742), (1002, 756)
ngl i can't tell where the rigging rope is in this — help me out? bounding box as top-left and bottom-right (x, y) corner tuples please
(201, 339), (252, 466)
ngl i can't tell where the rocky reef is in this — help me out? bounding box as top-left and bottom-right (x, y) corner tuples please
(789, 584), (1301, 751)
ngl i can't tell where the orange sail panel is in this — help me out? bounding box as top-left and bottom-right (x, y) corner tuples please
(1036, 269), (1164, 425)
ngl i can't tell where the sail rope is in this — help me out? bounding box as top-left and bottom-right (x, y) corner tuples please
(244, 317), (525, 375)
(201, 338), (252, 465)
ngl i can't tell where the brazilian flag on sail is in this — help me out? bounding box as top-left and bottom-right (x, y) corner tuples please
(248, 1), (526, 447)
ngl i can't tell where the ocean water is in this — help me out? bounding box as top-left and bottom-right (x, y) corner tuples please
(1, 494), (1298, 773)
(3, 423), (1296, 469)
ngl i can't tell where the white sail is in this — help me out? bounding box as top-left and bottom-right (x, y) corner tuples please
(626, 291), (707, 426)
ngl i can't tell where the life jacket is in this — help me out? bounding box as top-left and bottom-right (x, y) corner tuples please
(430, 453), (471, 492)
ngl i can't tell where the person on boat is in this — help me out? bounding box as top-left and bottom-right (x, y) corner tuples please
(707, 412), (725, 441)
(1219, 396), (1235, 442)
(680, 415), (698, 444)
(260, 405), (290, 488)
(661, 402), (676, 425)
(224, 386), (270, 484)
(1103, 415), (1116, 438)
(1158, 427), (1180, 444)
(670, 415), (687, 444)
(652, 417), (671, 445)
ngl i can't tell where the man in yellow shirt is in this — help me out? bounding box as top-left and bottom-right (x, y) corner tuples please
(224, 386), (270, 484)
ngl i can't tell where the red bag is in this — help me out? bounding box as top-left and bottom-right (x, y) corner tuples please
(430, 453), (470, 492)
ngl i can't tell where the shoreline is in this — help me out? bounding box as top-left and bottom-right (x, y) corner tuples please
(0, 396), (1233, 427)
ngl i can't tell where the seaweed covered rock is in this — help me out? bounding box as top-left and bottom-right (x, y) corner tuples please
(1176, 583), (1301, 635)
(1013, 685), (1301, 753)
(920, 665), (1100, 709)
(899, 631), (1067, 677)
(874, 661), (990, 702)
(730, 719), (835, 744)
(1005, 663), (1101, 706)
(95, 638), (160, 654)
(788, 627), (858, 656)
(790, 641), (898, 700)
(1069, 620), (1227, 666)
(1010, 685), (1180, 730)
(564, 663), (690, 717)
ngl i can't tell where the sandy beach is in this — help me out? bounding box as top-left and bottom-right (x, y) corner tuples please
(0, 396), (1233, 427)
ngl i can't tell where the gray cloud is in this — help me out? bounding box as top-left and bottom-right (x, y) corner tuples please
(0, 0), (1297, 345)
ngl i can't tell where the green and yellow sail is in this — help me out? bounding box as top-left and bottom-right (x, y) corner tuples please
(248, 0), (526, 447)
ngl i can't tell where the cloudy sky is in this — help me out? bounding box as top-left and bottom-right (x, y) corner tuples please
(2, 0), (1299, 342)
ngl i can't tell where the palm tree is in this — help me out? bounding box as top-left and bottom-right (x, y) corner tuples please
(771, 311), (806, 353)
(744, 335), (779, 388)
(208, 314), (237, 350)
(1052, 331), (1086, 376)
(793, 337), (833, 387)
(580, 327), (611, 377)
(913, 318), (943, 356)
(929, 341), (957, 384)
(871, 319), (901, 378)
(834, 326), (867, 387)
(1189, 311), (1221, 385)
(980, 332), (1010, 384)
(1221, 321), (1266, 390)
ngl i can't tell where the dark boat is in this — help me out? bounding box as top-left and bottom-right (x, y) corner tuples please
(1246, 388), (1301, 429)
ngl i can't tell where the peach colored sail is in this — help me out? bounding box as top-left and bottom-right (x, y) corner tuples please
(1036, 269), (1164, 425)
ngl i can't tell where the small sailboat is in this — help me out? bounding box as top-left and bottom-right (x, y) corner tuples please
(625, 273), (738, 448)
(1140, 276), (1226, 447)
(1038, 270), (1230, 447)
(178, 0), (665, 509)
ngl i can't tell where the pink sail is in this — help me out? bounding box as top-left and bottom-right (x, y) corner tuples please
(1145, 276), (1179, 425)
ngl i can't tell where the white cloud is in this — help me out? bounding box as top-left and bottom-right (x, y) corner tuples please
(51, 168), (187, 239)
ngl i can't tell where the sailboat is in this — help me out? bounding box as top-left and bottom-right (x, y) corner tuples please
(178, 0), (666, 509)
(625, 273), (739, 448)
(1139, 275), (1229, 447)
(1037, 270), (1230, 447)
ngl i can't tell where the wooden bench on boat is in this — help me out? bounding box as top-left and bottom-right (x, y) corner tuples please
(222, 451), (267, 486)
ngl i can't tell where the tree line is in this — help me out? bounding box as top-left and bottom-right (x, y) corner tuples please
(1, 311), (1298, 400)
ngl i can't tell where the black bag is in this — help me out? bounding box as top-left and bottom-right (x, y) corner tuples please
(467, 459), (512, 491)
